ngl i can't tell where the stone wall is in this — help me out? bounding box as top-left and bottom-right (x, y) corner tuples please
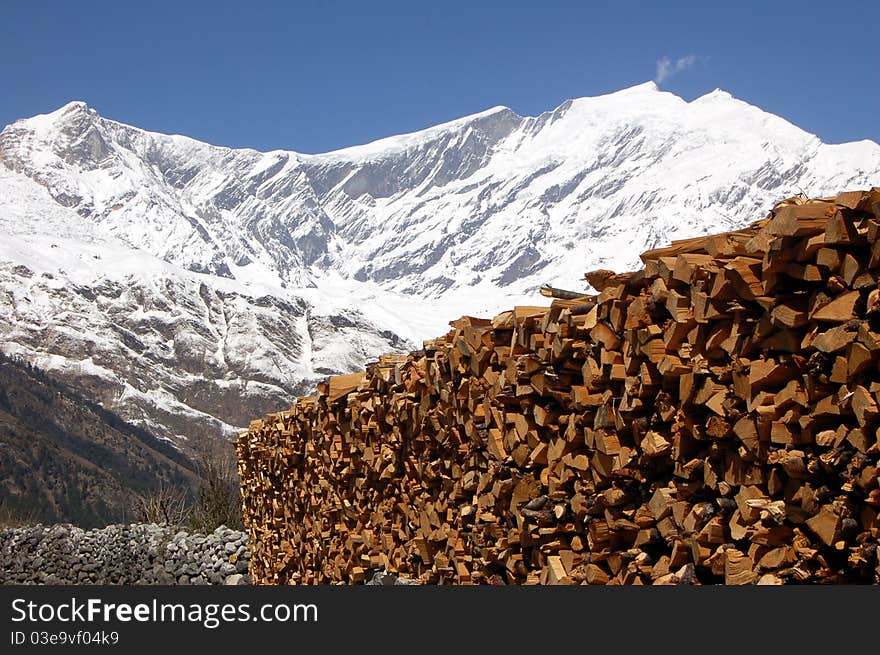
(0, 523), (251, 585)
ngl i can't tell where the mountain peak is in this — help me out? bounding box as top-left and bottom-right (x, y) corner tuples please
(61, 100), (90, 112)
(624, 81), (660, 93)
(2, 100), (96, 137)
(566, 81), (660, 105)
(40, 100), (94, 124)
(693, 88), (734, 102)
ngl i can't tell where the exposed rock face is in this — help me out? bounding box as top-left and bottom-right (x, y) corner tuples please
(0, 523), (251, 585)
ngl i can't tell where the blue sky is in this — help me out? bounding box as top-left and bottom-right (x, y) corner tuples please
(2, 0), (878, 153)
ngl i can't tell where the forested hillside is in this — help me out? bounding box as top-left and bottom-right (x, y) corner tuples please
(0, 352), (197, 527)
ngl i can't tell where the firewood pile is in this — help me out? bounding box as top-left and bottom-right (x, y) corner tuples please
(237, 190), (880, 585)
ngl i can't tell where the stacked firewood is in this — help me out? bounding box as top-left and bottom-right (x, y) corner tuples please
(237, 190), (880, 585)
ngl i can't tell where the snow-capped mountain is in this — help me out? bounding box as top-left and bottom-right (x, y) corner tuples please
(1, 81), (879, 443)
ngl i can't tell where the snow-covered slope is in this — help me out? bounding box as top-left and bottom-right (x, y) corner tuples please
(0, 172), (419, 442)
(1, 82), (879, 442)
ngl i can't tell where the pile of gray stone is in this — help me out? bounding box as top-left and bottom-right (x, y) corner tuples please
(0, 523), (251, 585)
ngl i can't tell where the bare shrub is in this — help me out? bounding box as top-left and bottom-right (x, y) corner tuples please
(126, 437), (242, 532)
(131, 482), (191, 527)
(0, 498), (40, 528)
(189, 437), (243, 532)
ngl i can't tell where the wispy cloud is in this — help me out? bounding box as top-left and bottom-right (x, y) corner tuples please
(654, 54), (704, 84)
